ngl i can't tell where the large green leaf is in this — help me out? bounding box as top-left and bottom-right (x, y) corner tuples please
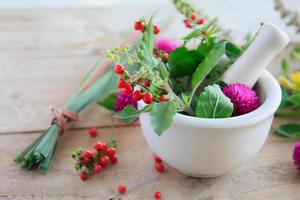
(191, 42), (226, 91)
(168, 47), (204, 77)
(98, 91), (118, 111)
(196, 84), (233, 118)
(113, 105), (152, 123)
(151, 102), (177, 135)
(274, 124), (300, 139)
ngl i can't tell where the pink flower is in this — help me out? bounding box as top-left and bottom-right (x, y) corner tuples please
(293, 141), (300, 170)
(115, 90), (137, 112)
(155, 38), (179, 53)
(223, 83), (260, 116)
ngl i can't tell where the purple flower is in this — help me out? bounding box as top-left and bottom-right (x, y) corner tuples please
(293, 141), (300, 170)
(223, 83), (260, 116)
(155, 38), (180, 53)
(115, 90), (137, 112)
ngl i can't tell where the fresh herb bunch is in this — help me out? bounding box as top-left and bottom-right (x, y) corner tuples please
(275, 46), (300, 138)
(109, 13), (244, 135)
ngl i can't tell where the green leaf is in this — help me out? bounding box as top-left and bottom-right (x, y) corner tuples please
(98, 92), (118, 111)
(274, 124), (300, 139)
(138, 18), (159, 67)
(225, 42), (242, 61)
(113, 105), (151, 123)
(151, 102), (177, 135)
(281, 58), (289, 75)
(289, 94), (300, 105)
(168, 47), (204, 77)
(195, 84), (233, 118)
(191, 41), (226, 91)
(279, 88), (293, 109)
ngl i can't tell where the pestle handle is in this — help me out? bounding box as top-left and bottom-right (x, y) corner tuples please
(221, 23), (289, 88)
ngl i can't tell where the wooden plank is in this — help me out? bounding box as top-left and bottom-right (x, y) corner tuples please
(0, 126), (299, 200)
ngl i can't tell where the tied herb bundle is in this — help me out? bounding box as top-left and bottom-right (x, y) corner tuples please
(14, 34), (139, 173)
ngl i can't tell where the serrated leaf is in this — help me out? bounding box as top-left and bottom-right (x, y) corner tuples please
(113, 105), (152, 123)
(192, 42), (226, 90)
(274, 124), (300, 139)
(151, 102), (177, 135)
(196, 84), (233, 118)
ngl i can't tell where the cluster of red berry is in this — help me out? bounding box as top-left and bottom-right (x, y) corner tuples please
(134, 20), (160, 34)
(183, 12), (205, 28)
(72, 129), (118, 181)
(116, 185), (162, 199)
(115, 64), (169, 105)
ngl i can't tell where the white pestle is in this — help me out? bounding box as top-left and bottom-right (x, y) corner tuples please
(221, 23), (289, 88)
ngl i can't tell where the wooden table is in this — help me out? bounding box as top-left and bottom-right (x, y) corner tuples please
(1, 5), (300, 200)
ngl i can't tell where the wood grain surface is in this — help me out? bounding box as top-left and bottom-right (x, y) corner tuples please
(0, 4), (300, 200)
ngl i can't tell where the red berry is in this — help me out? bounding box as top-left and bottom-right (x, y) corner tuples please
(154, 155), (162, 163)
(82, 150), (93, 159)
(190, 13), (197, 20)
(144, 79), (150, 87)
(133, 90), (144, 101)
(99, 156), (110, 167)
(183, 19), (189, 23)
(154, 191), (162, 199)
(109, 154), (118, 164)
(93, 141), (102, 151)
(107, 147), (116, 157)
(134, 20), (145, 30)
(197, 18), (205, 25)
(100, 142), (108, 153)
(88, 128), (97, 137)
(153, 50), (159, 58)
(143, 93), (153, 104)
(155, 162), (165, 173)
(161, 53), (169, 62)
(159, 95), (168, 102)
(185, 21), (192, 28)
(118, 185), (127, 194)
(124, 84), (134, 95)
(114, 64), (125, 74)
(117, 79), (127, 89)
(80, 172), (88, 181)
(94, 164), (102, 173)
(153, 24), (160, 34)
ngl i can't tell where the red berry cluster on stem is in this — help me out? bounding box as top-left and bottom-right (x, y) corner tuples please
(72, 140), (117, 181)
(183, 12), (205, 29)
(114, 64), (170, 105)
(134, 19), (160, 34)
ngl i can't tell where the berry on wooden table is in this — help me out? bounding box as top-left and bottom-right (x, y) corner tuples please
(154, 155), (162, 163)
(88, 128), (98, 137)
(118, 185), (127, 194)
(82, 150), (93, 159)
(109, 154), (118, 164)
(80, 172), (88, 181)
(107, 147), (116, 157)
(93, 165), (102, 173)
(99, 156), (110, 167)
(154, 191), (162, 199)
(155, 162), (165, 173)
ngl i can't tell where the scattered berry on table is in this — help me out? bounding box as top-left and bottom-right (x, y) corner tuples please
(88, 128), (98, 137)
(118, 185), (127, 194)
(80, 172), (88, 181)
(154, 191), (162, 199)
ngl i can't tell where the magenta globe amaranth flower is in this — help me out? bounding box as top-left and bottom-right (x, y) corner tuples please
(115, 91), (137, 112)
(293, 141), (300, 170)
(155, 38), (179, 53)
(223, 83), (260, 116)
